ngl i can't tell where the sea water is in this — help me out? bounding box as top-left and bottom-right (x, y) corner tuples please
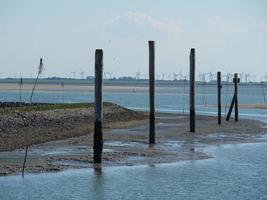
(0, 141), (266, 200)
(0, 84), (267, 199)
(1, 84), (267, 118)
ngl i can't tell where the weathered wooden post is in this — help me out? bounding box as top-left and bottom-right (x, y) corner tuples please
(149, 41), (155, 144)
(226, 73), (239, 121)
(234, 73), (239, 122)
(189, 48), (195, 132)
(217, 72), (222, 125)
(94, 49), (103, 163)
(226, 93), (236, 121)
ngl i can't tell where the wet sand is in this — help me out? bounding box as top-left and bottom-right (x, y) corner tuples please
(0, 83), (155, 93)
(1, 106), (266, 176)
(237, 103), (267, 109)
(206, 103), (267, 110)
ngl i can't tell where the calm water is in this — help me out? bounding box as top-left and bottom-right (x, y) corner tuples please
(1, 84), (267, 118)
(0, 84), (267, 199)
(0, 142), (267, 200)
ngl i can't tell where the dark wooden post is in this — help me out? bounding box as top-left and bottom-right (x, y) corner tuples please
(149, 41), (155, 144)
(226, 94), (236, 121)
(234, 73), (239, 122)
(189, 48), (195, 132)
(94, 49), (103, 164)
(217, 72), (222, 125)
(226, 73), (239, 121)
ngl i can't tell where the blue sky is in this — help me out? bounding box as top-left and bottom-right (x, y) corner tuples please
(0, 0), (267, 80)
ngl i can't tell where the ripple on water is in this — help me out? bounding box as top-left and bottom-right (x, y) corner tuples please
(0, 141), (267, 200)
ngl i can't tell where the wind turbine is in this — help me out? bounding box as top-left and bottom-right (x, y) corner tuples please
(224, 73), (231, 83)
(142, 74), (147, 80)
(228, 73), (234, 82)
(199, 72), (207, 106)
(173, 72), (178, 81)
(156, 73), (161, 80)
(198, 72), (203, 82)
(107, 72), (113, 79)
(254, 75), (257, 82)
(134, 71), (141, 80)
(178, 71), (182, 80)
(71, 72), (76, 79)
(240, 72), (245, 83)
(199, 72), (208, 83)
(79, 70), (85, 79)
(181, 74), (188, 114)
(208, 72), (214, 82)
(182, 74), (188, 81)
(244, 72), (251, 83)
(104, 72), (107, 79)
(161, 72), (165, 80)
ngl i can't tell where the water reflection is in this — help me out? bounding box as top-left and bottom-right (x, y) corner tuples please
(0, 140), (266, 200)
(148, 144), (155, 149)
(93, 164), (102, 176)
(92, 166), (105, 200)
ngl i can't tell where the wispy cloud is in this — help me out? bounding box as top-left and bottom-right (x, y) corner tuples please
(120, 11), (180, 34)
(209, 16), (223, 25)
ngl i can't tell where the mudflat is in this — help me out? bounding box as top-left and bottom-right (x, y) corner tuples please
(0, 102), (266, 176)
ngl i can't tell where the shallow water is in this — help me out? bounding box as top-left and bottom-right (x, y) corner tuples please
(1, 84), (267, 117)
(1, 84), (267, 199)
(0, 142), (266, 200)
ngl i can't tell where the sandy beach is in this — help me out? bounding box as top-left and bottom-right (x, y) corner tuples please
(0, 102), (266, 176)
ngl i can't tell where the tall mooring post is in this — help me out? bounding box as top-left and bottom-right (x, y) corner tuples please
(189, 48), (195, 132)
(226, 73), (239, 122)
(94, 49), (103, 163)
(217, 72), (222, 125)
(149, 41), (155, 144)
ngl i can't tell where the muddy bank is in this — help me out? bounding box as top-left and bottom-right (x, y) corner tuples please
(0, 102), (146, 151)
(0, 109), (266, 176)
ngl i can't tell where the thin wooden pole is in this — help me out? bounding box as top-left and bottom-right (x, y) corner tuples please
(94, 49), (103, 164)
(149, 41), (155, 144)
(19, 77), (23, 102)
(21, 119), (28, 177)
(234, 73), (239, 122)
(189, 48), (195, 132)
(226, 94), (236, 121)
(217, 72), (222, 125)
(261, 82), (266, 104)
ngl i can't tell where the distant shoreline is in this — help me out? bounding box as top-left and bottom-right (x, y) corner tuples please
(0, 81), (266, 93)
(0, 78), (265, 87)
(1, 82), (267, 110)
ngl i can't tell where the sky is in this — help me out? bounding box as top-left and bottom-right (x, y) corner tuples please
(0, 0), (267, 80)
